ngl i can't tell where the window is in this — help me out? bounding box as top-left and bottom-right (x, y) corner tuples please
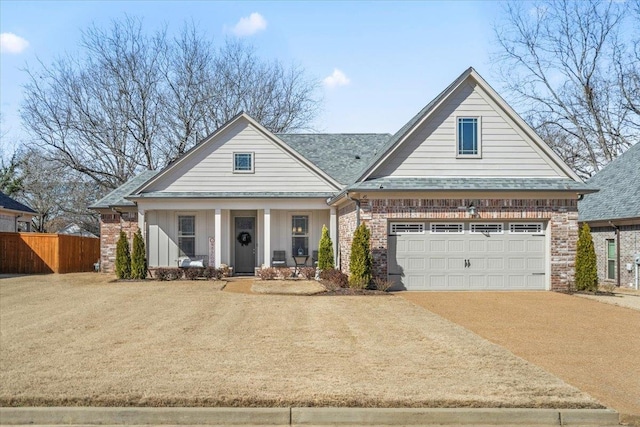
(391, 223), (425, 234)
(233, 152), (254, 173)
(430, 223), (464, 234)
(606, 239), (616, 280)
(470, 223), (503, 234)
(510, 223), (543, 234)
(457, 117), (480, 157)
(291, 215), (309, 256)
(178, 215), (195, 258)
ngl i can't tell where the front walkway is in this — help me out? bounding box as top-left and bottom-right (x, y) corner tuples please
(400, 291), (640, 424)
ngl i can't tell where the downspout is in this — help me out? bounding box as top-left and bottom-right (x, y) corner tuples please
(346, 192), (360, 226)
(609, 221), (621, 288)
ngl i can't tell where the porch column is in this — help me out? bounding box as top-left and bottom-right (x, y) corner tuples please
(264, 208), (271, 267)
(215, 209), (222, 268)
(330, 207), (338, 266)
(137, 210), (145, 238)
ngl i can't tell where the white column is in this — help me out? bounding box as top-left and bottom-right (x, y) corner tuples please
(264, 208), (271, 267)
(330, 207), (338, 266)
(137, 210), (145, 237)
(215, 208), (222, 268)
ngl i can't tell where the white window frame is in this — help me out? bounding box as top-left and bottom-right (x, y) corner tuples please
(430, 223), (464, 234)
(178, 214), (196, 258)
(470, 223), (504, 234)
(456, 116), (482, 158)
(290, 213), (310, 257)
(509, 223), (544, 234)
(606, 239), (616, 280)
(390, 223), (425, 235)
(233, 152), (254, 173)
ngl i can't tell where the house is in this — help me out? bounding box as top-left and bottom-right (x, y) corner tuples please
(0, 191), (36, 232)
(58, 223), (99, 238)
(579, 143), (640, 289)
(90, 67), (596, 291)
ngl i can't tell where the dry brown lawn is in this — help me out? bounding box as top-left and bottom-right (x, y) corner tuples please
(1, 274), (600, 409)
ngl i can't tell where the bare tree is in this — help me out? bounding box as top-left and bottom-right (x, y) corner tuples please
(494, 0), (639, 178)
(21, 17), (320, 190)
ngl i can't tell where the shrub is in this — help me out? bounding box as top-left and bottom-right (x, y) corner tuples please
(318, 224), (334, 270)
(349, 223), (372, 288)
(155, 268), (183, 281)
(219, 264), (232, 277)
(278, 267), (293, 279)
(202, 266), (222, 280)
(258, 267), (278, 280)
(319, 268), (349, 288)
(300, 267), (316, 280)
(575, 223), (598, 292)
(373, 277), (394, 292)
(115, 230), (131, 279)
(131, 229), (146, 279)
(184, 268), (203, 280)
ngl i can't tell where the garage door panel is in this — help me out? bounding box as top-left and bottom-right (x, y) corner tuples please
(487, 275), (505, 288)
(527, 240), (544, 252)
(407, 275), (425, 289)
(508, 257), (526, 270)
(469, 240), (485, 252)
(527, 258), (544, 270)
(447, 240), (464, 252)
(487, 240), (504, 252)
(430, 240), (446, 252)
(447, 274), (465, 288)
(486, 258), (504, 270)
(430, 258), (446, 270)
(469, 275), (486, 289)
(408, 258), (426, 270)
(408, 240), (425, 252)
(429, 275), (446, 288)
(508, 240), (525, 252)
(448, 258), (465, 269)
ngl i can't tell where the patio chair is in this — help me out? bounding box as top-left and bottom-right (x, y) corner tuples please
(271, 250), (287, 267)
(312, 250), (319, 267)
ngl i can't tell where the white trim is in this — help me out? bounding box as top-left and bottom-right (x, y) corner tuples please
(455, 116), (482, 159)
(233, 152), (254, 173)
(390, 222), (426, 234)
(214, 209), (222, 268)
(263, 209), (271, 267)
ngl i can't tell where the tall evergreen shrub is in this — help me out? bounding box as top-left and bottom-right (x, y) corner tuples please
(131, 229), (147, 279)
(349, 222), (372, 289)
(318, 224), (334, 270)
(575, 223), (598, 292)
(115, 230), (131, 279)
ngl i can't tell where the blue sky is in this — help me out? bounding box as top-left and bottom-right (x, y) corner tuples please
(0, 1), (504, 157)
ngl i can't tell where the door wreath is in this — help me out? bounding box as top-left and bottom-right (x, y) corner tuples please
(237, 231), (252, 246)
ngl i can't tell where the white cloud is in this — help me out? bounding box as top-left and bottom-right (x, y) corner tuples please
(323, 69), (350, 88)
(231, 13), (267, 37)
(0, 33), (29, 54)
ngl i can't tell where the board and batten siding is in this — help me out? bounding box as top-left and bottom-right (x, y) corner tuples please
(145, 120), (335, 193)
(371, 82), (567, 178)
(147, 210), (215, 267)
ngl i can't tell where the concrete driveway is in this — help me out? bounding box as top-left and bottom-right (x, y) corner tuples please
(400, 291), (640, 425)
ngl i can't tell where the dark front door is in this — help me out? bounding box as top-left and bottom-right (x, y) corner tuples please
(234, 217), (256, 274)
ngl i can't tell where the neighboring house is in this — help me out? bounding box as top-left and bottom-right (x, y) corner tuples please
(91, 67), (596, 291)
(0, 191), (36, 232)
(579, 143), (640, 289)
(58, 223), (99, 238)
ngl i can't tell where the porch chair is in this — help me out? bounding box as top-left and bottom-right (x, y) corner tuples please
(312, 250), (319, 267)
(271, 250), (287, 267)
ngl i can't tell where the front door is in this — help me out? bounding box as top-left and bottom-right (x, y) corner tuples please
(234, 217), (256, 274)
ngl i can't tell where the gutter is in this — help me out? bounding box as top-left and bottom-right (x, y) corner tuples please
(609, 221), (621, 288)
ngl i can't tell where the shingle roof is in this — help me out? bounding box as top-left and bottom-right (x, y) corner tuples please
(89, 170), (160, 209)
(579, 143), (640, 222)
(130, 191), (334, 199)
(0, 191), (36, 214)
(277, 134), (391, 184)
(347, 177), (597, 192)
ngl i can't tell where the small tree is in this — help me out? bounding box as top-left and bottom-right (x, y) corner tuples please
(318, 224), (334, 270)
(131, 228), (146, 279)
(575, 223), (598, 292)
(349, 223), (372, 289)
(115, 230), (131, 279)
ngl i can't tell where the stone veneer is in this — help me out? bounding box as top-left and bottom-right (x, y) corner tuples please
(99, 211), (139, 273)
(338, 198), (579, 292)
(589, 224), (640, 288)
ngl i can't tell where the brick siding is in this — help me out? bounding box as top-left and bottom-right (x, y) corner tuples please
(99, 212), (139, 273)
(338, 198), (579, 292)
(590, 224), (640, 288)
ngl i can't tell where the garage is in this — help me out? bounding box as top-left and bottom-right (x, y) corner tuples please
(388, 221), (547, 291)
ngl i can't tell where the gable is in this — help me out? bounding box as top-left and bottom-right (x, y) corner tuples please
(142, 117), (339, 194)
(370, 80), (569, 179)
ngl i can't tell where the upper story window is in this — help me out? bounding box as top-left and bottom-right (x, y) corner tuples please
(233, 152), (254, 173)
(457, 117), (481, 157)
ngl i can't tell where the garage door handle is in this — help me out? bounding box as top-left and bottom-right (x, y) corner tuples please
(464, 259), (470, 268)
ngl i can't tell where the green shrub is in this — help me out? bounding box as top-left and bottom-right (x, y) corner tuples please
(349, 223), (372, 288)
(318, 224), (334, 270)
(115, 230), (131, 279)
(575, 223), (598, 292)
(131, 229), (146, 279)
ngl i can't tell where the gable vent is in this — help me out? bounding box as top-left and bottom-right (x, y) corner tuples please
(510, 223), (543, 233)
(391, 223), (425, 234)
(470, 223), (503, 234)
(430, 223), (464, 234)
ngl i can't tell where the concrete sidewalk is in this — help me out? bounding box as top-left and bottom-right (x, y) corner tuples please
(0, 406), (620, 426)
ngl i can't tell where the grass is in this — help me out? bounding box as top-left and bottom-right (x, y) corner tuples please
(0, 273), (600, 408)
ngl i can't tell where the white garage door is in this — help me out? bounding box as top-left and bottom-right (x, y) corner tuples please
(388, 222), (546, 291)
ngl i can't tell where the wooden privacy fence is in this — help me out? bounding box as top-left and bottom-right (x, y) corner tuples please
(0, 232), (100, 274)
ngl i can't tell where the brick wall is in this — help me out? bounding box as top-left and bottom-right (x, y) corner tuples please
(338, 202), (357, 274)
(99, 212), (139, 273)
(337, 198), (579, 292)
(590, 223), (640, 288)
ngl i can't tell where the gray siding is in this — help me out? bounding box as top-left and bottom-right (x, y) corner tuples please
(146, 120), (335, 193)
(372, 82), (566, 178)
(269, 209), (330, 266)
